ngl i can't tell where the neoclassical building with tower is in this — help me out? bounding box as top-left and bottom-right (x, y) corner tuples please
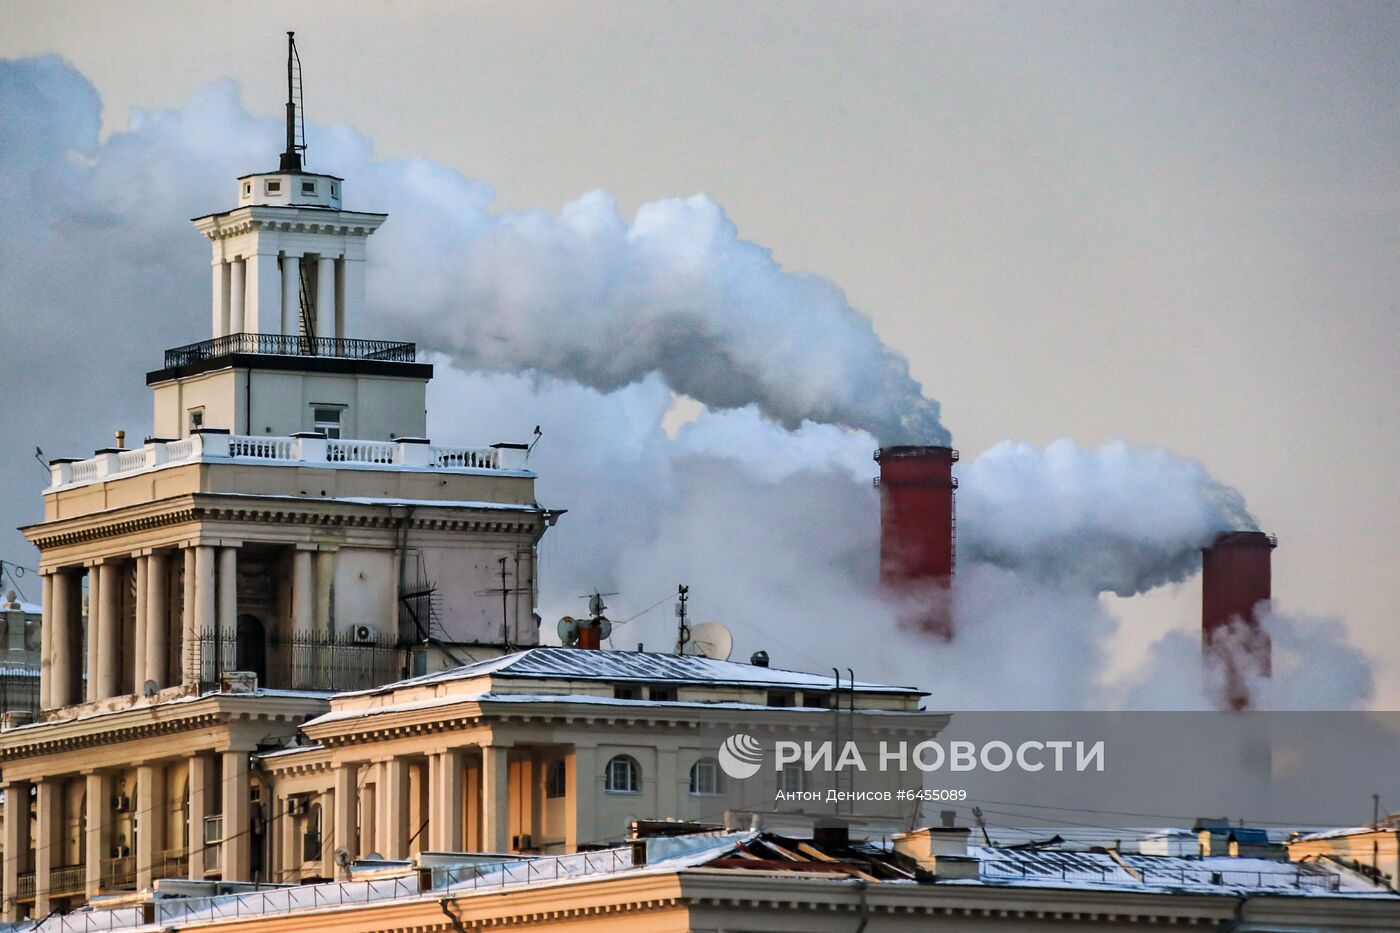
(0, 42), (558, 918)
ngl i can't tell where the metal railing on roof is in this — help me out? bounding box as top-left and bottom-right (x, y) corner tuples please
(162, 334), (417, 369)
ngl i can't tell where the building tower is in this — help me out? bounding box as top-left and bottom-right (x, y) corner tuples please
(874, 445), (958, 639)
(0, 35), (556, 920)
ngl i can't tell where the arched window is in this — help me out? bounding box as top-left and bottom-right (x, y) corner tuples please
(235, 614), (267, 685)
(688, 758), (724, 796)
(545, 760), (566, 799)
(604, 755), (641, 794)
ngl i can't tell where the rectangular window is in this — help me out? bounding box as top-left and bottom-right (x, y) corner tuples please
(545, 761), (566, 799)
(312, 407), (343, 439)
(330, 183), (339, 197)
(613, 685), (638, 700)
(647, 686), (678, 702)
(302, 180), (316, 194)
(767, 691), (793, 708)
(265, 180), (282, 194)
(188, 408), (205, 433)
(242, 182), (251, 196)
(780, 764), (805, 794)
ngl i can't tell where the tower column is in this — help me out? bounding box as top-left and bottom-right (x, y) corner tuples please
(34, 779), (59, 916)
(221, 750), (250, 881)
(377, 757), (410, 860)
(482, 744), (510, 853)
(229, 258), (247, 335)
(135, 763), (165, 891)
(216, 546), (238, 677)
(146, 551), (170, 689)
(85, 564), (100, 702)
(50, 569), (81, 707)
(2, 780), (31, 921)
(430, 750), (464, 852)
(332, 763), (358, 879)
(84, 771), (110, 897)
(132, 556), (148, 694)
(315, 255), (336, 340)
(39, 572), (52, 710)
(187, 753), (213, 878)
(245, 250), (280, 335)
(212, 259), (231, 338)
(281, 254), (301, 337)
(95, 561), (122, 699)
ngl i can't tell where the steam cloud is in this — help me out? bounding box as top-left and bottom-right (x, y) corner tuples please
(957, 440), (1257, 596)
(0, 56), (1375, 710)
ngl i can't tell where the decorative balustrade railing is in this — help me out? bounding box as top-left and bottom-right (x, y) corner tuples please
(162, 334), (416, 369)
(49, 433), (526, 489)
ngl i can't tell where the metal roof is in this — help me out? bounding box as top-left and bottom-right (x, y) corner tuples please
(354, 646), (924, 697)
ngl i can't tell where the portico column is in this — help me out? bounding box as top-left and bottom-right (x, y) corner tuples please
(319, 787), (337, 880)
(244, 250), (279, 334)
(183, 547), (209, 684)
(221, 750), (250, 881)
(85, 565), (101, 702)
(332, 763), (357, 879)
(216, 547), (237, 677)
(279, 795), (300, 883)
(84, 771), (110, 898)
(187, 753), (213, 878)
(212, 259), (231, 337)
(229, 258), (246, 334)
(2, 780), (31, 921)
(431, 750), (464, 852)
(339, 257), (365, 339)
(481, 744), (510, 854)
(34, 780), (58, 916)
(95, 562), (121, 699)
(564, 743), (597, 853)
(132, 556), (148, 694)
(315, 256), (336, 340)
(50, 571), (80, 707)
(378, 757), (410, 860)
(146, 552), (169, 689)
(281, 254), (301, 337)
(291, 548), (314, 690)
(314, 549), (336, 636)
(135, 764), (164, 891)
(39, 573), (52, 710)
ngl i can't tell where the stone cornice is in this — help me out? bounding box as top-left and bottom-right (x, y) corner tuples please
(25, 493), (542, 554)
(0, 693), (329, 762)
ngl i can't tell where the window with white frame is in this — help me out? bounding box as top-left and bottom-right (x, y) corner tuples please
(604, 755), (640, 794)
(688, 758), (724, 796)
(312, 406), (343, 439)
(780, 764), (805, 794)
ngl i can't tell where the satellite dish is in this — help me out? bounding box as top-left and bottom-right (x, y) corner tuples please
(557, 616), (579, 646)
(595, 616), (613, 640)
(143, 679), (158, 697)
(333, 847), (351, 868)
(588, 593), (607, 616)
(684, 621), (733, 661)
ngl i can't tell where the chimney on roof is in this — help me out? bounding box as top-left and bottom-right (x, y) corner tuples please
(1202, 531), (1275, 710)
(875, 445), (958, 639)
(891, 827), (979, 880)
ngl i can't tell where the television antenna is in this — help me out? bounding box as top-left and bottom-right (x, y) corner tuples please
(475, 556), (531, 651)
(674, 584), (690, 655)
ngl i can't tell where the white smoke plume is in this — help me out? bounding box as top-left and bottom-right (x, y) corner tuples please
(956, 439), (1258, 596)
(0, 57), (1376, 710)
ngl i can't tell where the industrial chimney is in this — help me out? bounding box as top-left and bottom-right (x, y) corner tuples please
(875, 445), (958, 639)
(1201, 530), (1275, 710)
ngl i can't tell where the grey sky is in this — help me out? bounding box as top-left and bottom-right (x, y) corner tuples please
(2, 2), (1397, 701)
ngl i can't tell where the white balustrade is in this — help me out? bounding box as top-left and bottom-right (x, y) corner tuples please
(48, 433), (524, 489)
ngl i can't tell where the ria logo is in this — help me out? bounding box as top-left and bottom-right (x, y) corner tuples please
(718, 733), (764, 779)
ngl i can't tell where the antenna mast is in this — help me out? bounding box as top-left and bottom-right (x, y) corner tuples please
(280, 31), (306, 172)
(675, 585), (689, 655)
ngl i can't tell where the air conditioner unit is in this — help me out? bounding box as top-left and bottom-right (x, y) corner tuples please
(352, 624), (375, 645)
(287, 797), (308, 817)
(112, 844), (131, 859)
(113, 794), (131, 813)
(204, 815), (224, 845)
(512, 833), (532, 851)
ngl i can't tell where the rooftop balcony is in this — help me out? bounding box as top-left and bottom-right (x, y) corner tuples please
(148, 333), (430, 383)
(49, 432), (529, 491)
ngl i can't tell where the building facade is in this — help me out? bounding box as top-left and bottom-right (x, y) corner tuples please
(0, 129), (552, 921)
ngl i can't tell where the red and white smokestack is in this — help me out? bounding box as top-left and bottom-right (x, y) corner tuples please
(1201, 530), (1275, 710)
(875, 445), (958, 639)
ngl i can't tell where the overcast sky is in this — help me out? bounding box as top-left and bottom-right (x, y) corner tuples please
(2, 1), (1397, 702)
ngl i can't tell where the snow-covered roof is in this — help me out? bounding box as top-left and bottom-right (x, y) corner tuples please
(1294, 824), (1395, 843)
(347, 646), (925, 697)
(964, 845), (1387, 896)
